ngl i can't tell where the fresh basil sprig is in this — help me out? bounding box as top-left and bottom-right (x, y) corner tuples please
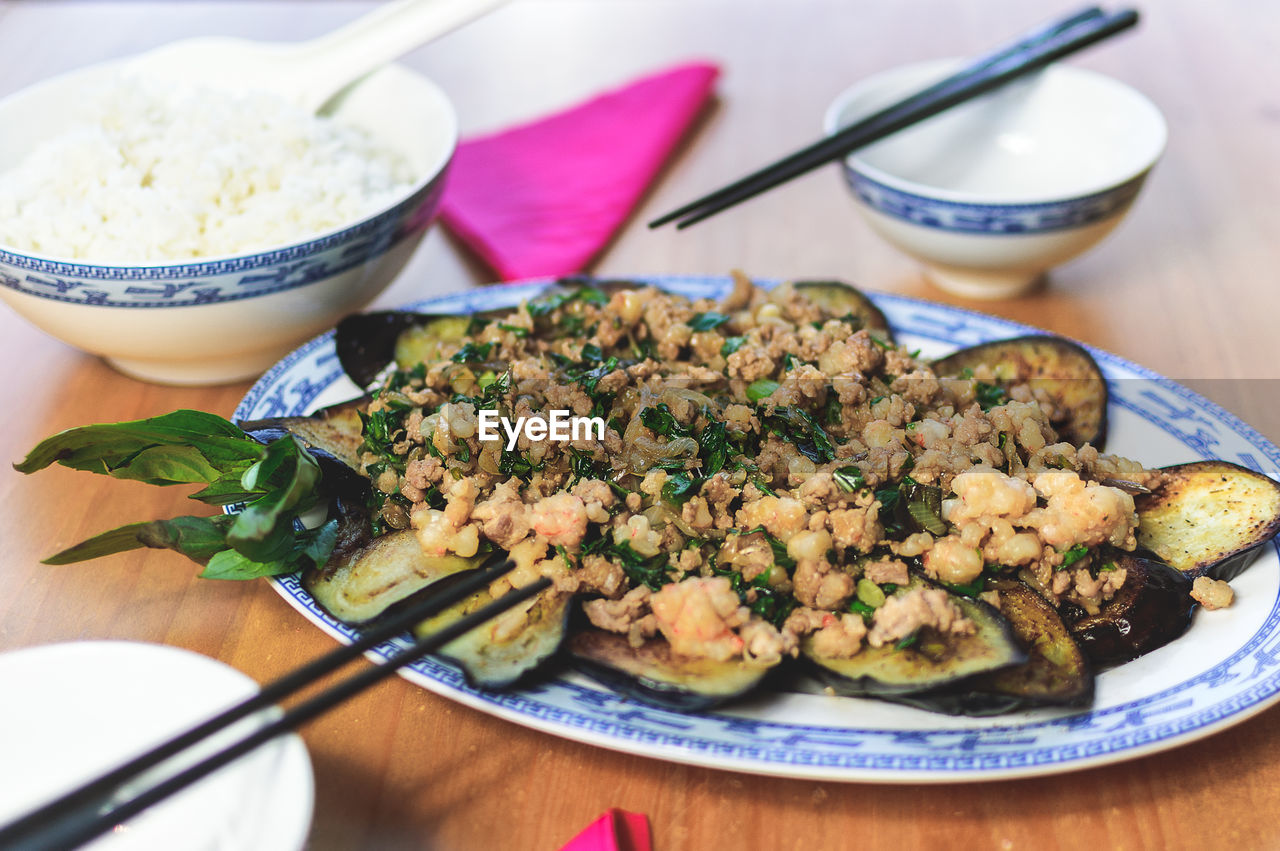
(14, 410), (335, 579)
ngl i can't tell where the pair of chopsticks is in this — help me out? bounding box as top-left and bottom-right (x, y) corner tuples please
(649, 6), (1139, 229)
(0, 559), (543, 851)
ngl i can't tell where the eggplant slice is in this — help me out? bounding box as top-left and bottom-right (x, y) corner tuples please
(803, 576), (1024, 706)
(932, 335), (1108, 448)
(335, 311), (431, 389)
(1062, 553), (1193, 666)
(335, 311), (481, 389)
(1136, 460), (1280, 582)
(334, 276), (648, 387)
(793, 279), (894, 342)
(568, 629), (774, 712)
(304, 529), (485, 624)
(413, 582), (571, 690)
(920, 578), (1092, 716)
(239, 395), (369, 473)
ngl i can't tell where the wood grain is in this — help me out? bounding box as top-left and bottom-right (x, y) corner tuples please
(2, 1), (1278, 849)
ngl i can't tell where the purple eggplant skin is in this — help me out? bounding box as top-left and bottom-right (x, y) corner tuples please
(1136, 460), (1280, 583)
(791, 280), (895, 342)
(913, 579), (1094, 717)
(239, 395), (369, 472)
(335, 311), (426, 388)
(931, 335), (1108, 449)
(238, 397), (372, 505)
(334, 276), (650, 388)
(1062, 554), (1194, 666)
(566, 629), (772, 712)
(413, 585), (572, 690)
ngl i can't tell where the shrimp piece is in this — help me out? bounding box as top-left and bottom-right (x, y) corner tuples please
(945, 469), (1037, 523)
(649, 577), (747, 661)
(529, 492), (588, 547)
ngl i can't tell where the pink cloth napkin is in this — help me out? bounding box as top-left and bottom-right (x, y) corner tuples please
(438, 61), (720, 281)
(559, 809), (652, 851)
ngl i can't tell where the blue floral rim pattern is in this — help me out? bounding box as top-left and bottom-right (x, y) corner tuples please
(236, 276), (1280, 781)
(0, 171), (445, 308)
(844, 167), (1148, 235)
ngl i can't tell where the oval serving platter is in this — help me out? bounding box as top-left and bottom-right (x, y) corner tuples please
(235, 275), (1280, 783)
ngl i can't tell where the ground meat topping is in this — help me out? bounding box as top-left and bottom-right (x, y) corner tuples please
(867, 588), (975, 648)
(354, 279), (1157, 664)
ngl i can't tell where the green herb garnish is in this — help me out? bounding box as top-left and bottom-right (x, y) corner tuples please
(833, 465), (866, 492)
(712, 563), (796, 628)
(639, 403), (691, 438)
(525, 286), (608, 317)
(662, 471), (699, 503)
(609, 540), (671, 591)
(759, 406), (836, 464)
(1058, 543), (1090, 570)
(451, 341), (495, 363)
(697, 417), (729, 477)
(497, 322), (530, 338)
(736, 525), (796, 571)
(975, 381), (1007, 411)
(688, 311), (730, 331)
(848, 599), (876, 623)
(14, 411), (334, 579)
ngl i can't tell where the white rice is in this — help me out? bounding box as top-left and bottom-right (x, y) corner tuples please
(0, 76), (417, 262)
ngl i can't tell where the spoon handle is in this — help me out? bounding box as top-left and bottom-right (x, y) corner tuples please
(295, 0), (510, 111)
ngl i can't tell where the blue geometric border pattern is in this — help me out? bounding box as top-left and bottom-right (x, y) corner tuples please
(844, 167), (1148, 235)
(237, 276), (1280, 780)
(0, 172), (444, 308)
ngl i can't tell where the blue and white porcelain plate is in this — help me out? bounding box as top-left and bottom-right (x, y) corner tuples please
(236, 276), (1280, 783)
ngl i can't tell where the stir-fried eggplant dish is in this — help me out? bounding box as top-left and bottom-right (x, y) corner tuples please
(17, 275), (1280, 716)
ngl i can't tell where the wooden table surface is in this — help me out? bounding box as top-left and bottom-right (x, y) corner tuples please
(3, 1), (1279, 848)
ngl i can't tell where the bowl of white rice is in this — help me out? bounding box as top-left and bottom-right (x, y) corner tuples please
(0, 60), (455, 384)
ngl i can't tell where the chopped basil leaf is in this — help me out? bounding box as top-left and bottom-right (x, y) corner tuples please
(688, 311), (731, 331)
(975, 381), (1007, 411)
(833, 465), (866, 492)
(711, 562), (796, 627)
(640, 403), (691, 438)
(610, 540), (671, 591)
(451, 341), (494, 363)
(662, 471), (699, 502)
(759, 406), (836, 464)
(737, 525), (796, 571)
(697, 418), (729, 477)
(526, 286), (608, 317)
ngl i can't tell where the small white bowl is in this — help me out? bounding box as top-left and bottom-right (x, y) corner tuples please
(0, 61), (455, 385)
(824, 60), (1167, 299)
(0, 641), (313, 850)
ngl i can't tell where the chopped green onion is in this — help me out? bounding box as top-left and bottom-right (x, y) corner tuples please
(746, 379), (780, 402)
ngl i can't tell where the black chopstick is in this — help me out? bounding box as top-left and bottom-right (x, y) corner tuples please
(0, 559), (547, 851)
(648, 4), (1104, 229)
(649, 6), (1138, 229)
